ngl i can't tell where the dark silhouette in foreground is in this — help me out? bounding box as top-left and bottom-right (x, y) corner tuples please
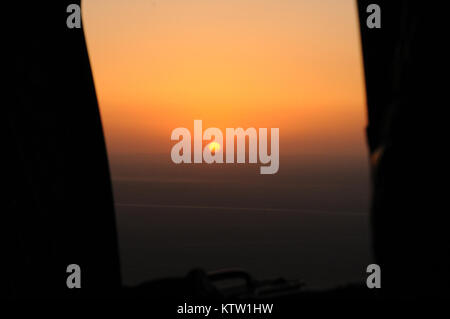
(5, 2), (121, 298)
(357, 0), (449, 298)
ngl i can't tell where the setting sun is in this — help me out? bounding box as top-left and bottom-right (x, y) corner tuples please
(208, 141), (221, 153)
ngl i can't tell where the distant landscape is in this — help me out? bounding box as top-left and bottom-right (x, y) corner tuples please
(111, 153), (372, 289)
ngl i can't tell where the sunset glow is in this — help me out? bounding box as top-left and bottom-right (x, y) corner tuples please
(208, 142), (221, 153)
(81, 1), (371, 285)
(83, 0), (367, 161)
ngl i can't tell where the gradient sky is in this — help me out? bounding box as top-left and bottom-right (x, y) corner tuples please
(83, 0), (366, 159)
(82, 1), (370, 285)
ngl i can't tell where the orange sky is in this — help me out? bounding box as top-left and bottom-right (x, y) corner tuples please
(83, 0), (366, 158)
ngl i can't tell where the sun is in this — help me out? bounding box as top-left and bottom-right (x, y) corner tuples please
(208, 141), (221, 152)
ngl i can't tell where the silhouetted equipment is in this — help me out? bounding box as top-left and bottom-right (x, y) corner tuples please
(207, 268), (304, 298)
(125, 268), (304, 300)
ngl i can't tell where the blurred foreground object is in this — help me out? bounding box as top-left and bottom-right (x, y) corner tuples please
(357, 0), (449, 297)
